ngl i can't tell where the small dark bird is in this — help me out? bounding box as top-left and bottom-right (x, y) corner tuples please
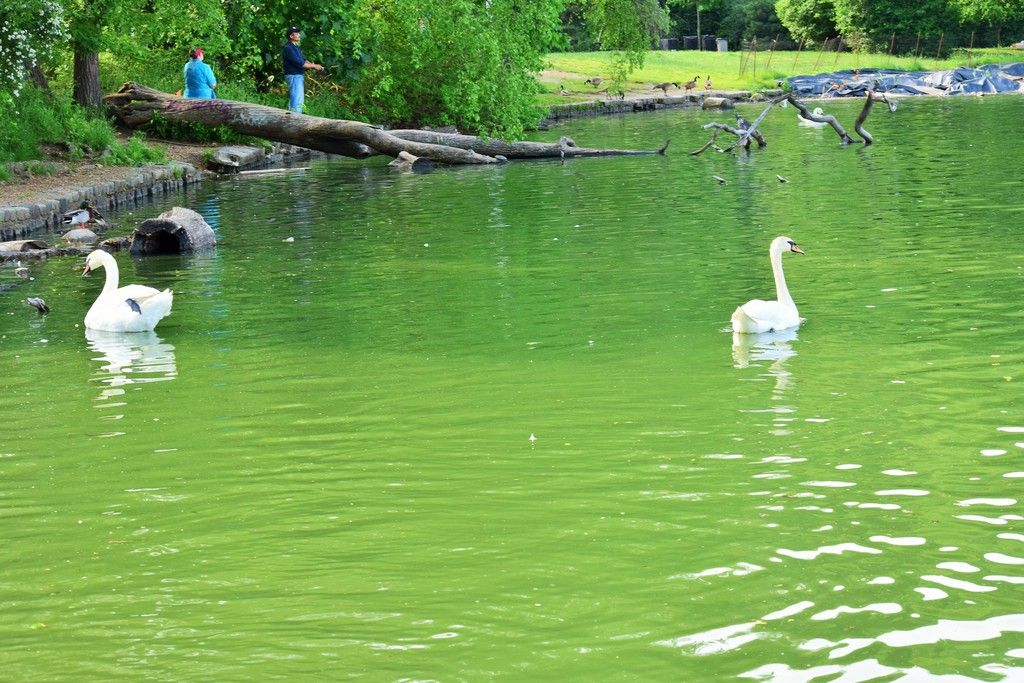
(704, 75), (713, 90)
(653, 82), (679, 94)
(15, 265), (29, 278)
(712, 175), (727, 185)
(683, 75), (700, 91)
(126, 298), (142, 314)
(777, 175), (789, 183)
(25, 297), (49, 314)
(584, 77), (604, 88)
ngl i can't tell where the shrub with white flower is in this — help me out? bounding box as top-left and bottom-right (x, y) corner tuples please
(0, 0), (68, 102)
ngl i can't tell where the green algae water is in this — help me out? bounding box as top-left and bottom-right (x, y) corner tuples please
(2, 96), (1023, 681)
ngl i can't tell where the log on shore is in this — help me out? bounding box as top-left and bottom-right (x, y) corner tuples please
(104, 83), (669, 165)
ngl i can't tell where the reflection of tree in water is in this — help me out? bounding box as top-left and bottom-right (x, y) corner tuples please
(86, 329), (177, 403)
(732, 328), (797, 397)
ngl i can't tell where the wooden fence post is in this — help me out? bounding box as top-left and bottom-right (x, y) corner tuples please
(792, 37), (805, 70)
(765, 34), (779, 71)
(813, 36), (830, 71)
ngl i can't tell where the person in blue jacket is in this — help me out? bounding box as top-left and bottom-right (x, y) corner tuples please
(282, 27), (324, 113)
(183, 48), (217, 99)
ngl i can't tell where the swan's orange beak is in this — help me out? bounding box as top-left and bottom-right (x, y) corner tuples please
(790, 245), (805, 255)
(81, 264), (92, 277)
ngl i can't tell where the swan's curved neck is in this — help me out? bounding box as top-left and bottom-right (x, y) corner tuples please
(771, 248), (794, 308)
(100, 255), (120, 296)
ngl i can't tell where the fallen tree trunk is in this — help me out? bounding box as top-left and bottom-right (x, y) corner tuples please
(104, 82), (668, 165)
(106, 83), (498, 165)
(386, 130), (670, 159)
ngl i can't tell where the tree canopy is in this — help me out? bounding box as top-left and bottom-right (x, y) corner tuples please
(5, 0), (1024, 138)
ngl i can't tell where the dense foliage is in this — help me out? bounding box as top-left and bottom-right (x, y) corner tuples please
(0, 0), (68, 99)
(3, 0), (1024, 165)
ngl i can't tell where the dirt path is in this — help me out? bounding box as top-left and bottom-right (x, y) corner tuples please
(0, 140), (214, 210)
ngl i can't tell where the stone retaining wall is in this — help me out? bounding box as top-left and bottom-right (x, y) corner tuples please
(0, 161), (204, 241)
(540, 91), (756, 127)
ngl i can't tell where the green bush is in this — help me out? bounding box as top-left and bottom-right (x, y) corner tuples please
(106, 132), (168, 165)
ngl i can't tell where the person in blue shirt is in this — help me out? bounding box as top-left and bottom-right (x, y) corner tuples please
(183, 48), (217, 99)
(282, 27), (324, 113)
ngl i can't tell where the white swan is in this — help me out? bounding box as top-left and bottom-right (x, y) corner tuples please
(731, 235), (804, 334)
(82, 250), (173, 332)
(798, 107), (828, 127)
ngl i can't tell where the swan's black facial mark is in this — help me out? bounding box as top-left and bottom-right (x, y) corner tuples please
(126, 298), (142, 314)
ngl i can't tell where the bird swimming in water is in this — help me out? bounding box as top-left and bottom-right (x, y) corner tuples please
(731, 236), (805, 334)
(25, 297), (49, 314)
(712, 175), (727, 184)
(82, 249), (173, 332)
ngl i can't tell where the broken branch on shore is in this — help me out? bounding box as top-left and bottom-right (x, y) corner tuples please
(104, 82), (670, 166)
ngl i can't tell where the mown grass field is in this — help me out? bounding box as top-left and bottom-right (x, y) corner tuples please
(538, 47), (1024, 103)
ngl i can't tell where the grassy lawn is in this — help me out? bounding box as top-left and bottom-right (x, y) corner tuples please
(540, 47), (1024, 101)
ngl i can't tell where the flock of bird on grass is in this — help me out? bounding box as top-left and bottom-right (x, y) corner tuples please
(561, 74), (713, 98)
(26, 200), (805, 338)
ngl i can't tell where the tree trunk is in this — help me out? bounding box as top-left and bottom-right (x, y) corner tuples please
(29, 63), (51, 93)
(104, 83), (669, 165)
(73, 51), (102, 109)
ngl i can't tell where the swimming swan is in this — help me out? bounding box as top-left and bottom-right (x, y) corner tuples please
(731, 236), (804, 334)
(82, 250), (173, 332)
(798, 107), (828, 127)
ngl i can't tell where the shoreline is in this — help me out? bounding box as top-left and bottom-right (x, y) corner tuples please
(0, 162), (204, 242)
(0, 82), (1007, 239)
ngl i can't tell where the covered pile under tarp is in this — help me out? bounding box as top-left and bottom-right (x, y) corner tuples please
(787, 62), (1024, 97)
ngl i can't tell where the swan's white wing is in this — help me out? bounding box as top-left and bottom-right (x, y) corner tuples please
(115, 284), (163, 300)
(732, 299), (799, 334)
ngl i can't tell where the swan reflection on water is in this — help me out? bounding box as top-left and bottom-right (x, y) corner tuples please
(86, 329), (177, 402)
(732, 328), (798, 396)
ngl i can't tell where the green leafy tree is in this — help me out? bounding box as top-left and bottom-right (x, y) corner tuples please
(831, 0), (956, 50)
(580, 0), (671, 80)
(774, 0), (836, 42)
(0, 0), (68, 101)
(719, 0), (791, 45)
(951, 0), (1024, 23)
(342, 0), (565, 136)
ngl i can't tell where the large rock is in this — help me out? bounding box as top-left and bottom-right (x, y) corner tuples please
(0, 239), (49, 252)
(702, 97), (735, 110)
(209, 145), (266, 171)
(130, 207), (216, 255)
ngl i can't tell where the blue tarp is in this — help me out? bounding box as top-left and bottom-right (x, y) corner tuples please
(786, 63), (1024, 97)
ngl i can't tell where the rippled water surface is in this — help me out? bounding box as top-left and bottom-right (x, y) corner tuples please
(3, 96), (1024, 681)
